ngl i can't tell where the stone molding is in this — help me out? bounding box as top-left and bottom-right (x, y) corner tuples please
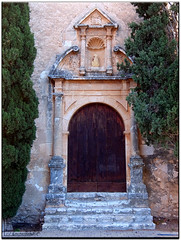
(63, 96), (129, 132)
(51, 75), (133, 80)
(74, 8), (118, 29)
(52, 92), (63, 97)
(48, 156), (65, 169)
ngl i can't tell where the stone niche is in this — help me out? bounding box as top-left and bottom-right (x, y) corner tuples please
(74, 8), (118, 76)
(86, 37), (105, 72)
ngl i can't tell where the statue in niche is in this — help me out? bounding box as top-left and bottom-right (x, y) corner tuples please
(92, 54), (100, 67)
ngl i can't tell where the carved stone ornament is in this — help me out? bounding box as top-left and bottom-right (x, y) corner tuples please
(91, 54), (100, 67)
(91, 13), (102, 25)
(87, 37), (105, 50)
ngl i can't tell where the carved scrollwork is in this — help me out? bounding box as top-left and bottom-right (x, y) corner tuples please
(72, 46), (79, 52)
(113, 45), (124, 52)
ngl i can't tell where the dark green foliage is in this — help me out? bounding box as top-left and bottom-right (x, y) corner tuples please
(117, 58), (132, 76)
(118, 3), (178, 154)
(2, 3), (38, 218)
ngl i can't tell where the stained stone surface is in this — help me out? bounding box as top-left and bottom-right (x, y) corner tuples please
(43, 193), (155, 230)
(143, 148), (178, 220)
(128, 156), (148, 199)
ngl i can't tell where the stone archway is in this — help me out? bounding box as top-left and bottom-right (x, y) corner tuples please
(43, 6), (155, 231)
(67, 103), (126, 192)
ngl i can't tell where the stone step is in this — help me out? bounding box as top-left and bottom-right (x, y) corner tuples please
(44, 213), (153, 224)
(43, 195), (154, 231)
(45, 207), (151, 215)
(67, 192), (128, 201)
(64, 198), (149, 208)
(43, 222), (155, 231)
(64, 199), (132, 208)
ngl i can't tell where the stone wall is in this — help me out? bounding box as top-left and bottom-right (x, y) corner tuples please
(143, 148), (178, 220)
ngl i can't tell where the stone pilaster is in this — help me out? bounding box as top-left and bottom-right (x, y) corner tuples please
(46, 91), (66, 205)
(130, 109), (139, 156)
(106, 26), (113, 75)
(53, 92), (63, 156)
(128, 109), (148, 199)
(79, 26), (87, 75)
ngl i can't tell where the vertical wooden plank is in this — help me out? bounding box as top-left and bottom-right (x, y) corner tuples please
(68, 103), (126, 192)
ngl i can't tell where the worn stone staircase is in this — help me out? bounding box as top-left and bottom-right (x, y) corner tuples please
(43, 193), (155, 230)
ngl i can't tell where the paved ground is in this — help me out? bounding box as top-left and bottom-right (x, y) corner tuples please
(2, 229), (179, 239)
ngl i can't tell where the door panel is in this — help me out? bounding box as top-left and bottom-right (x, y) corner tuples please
(68, 103), (126, 192)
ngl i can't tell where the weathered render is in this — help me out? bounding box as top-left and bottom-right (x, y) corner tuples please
(12, 2), (178, 228)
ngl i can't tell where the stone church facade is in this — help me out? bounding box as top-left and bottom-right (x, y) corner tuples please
(12, 2), (178, 229)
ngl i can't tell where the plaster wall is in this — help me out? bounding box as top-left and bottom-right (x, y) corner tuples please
(12, 2), (178, 226)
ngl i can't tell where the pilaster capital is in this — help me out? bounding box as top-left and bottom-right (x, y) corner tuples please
(105, 26), (113, 36)
(106, 35), (112, 40)
(52, 92), (64, 99)
(80, 35), (86, 40)
(128, 155), (144, 168)
(80, 26), (88, 38)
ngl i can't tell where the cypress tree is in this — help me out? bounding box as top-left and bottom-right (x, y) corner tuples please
(2, 3), (38, 219)
(119, 3), (178, 154)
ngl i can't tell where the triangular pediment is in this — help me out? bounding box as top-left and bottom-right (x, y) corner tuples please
(74, 8), (118, 28)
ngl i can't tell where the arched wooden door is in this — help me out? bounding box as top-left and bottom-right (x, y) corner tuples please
(68, 103), (126, 192)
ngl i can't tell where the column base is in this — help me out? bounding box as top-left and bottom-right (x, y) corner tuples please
(106, 67), (113, 75)
(46, 156), (66, 205)
(79, 67), (86, 76)
(46, 192), (66, 205)
(128, 155), (148, 200)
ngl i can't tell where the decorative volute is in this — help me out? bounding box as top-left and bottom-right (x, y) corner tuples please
(74, 8), (118, 76)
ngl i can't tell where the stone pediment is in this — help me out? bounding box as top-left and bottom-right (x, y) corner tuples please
(74, 8), (118, 28)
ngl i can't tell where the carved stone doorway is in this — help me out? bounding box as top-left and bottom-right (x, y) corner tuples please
(67, 103), (126, 192)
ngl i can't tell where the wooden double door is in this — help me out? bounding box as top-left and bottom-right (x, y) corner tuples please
(68, 103), (126, 192)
